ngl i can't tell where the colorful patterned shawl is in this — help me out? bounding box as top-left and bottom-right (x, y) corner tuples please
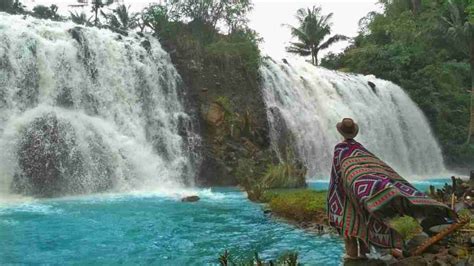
(327, 140), (454, 248)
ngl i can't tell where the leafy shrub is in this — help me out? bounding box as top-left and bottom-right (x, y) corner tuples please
(205, 37), (260, 75)
(390, 216), (422, 241)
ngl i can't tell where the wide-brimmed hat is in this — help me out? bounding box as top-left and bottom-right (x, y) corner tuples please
(336, 118), (359, 139)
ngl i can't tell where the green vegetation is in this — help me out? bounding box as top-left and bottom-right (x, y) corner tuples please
(69, 11), (92, 26)
(218, 250), (298, 266)
(32, 5), (60, 21)
(261, 162), (306, 189)
(321, 0), (474, 168)
(285, 6), (347, 66)
(262, 190), (327, 223)
(91, 0), (114, 26)
(236, 152), (307, 202)
(389, 215), (422, 241)
(0, 0), (25, 14)
(101, 5), (138, 33)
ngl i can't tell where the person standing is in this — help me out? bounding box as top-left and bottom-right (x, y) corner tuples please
(327, 118), (456, 259)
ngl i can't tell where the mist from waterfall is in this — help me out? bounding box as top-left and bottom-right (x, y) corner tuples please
(261, 58), (445, 179)
(0, 14), (199, 197)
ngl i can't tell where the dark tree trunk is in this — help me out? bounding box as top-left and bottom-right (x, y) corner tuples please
(312, 49), (319, 66)
(94, 8), (99, 26)
(468, 41), (474, 144)
(409, 0), (422, 15)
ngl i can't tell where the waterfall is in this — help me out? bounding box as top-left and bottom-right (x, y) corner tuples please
(261, 58), (445, 179)
(0, 14), (199, 197)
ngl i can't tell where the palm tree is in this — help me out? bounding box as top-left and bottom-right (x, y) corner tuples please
(70, 11), (92, 26)
(91, 0), (114, 26)
(442, 0), (474, 143)
(285, 6), (347, 66)
(102, 4), (138, 32)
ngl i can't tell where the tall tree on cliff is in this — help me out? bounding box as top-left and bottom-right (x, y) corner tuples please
(442, 0), (474, 143)
(285, 6), (347, 66)
(70, 11), (92, 26)
(91, 0), (114, 26)
(102, 4), (138, 32)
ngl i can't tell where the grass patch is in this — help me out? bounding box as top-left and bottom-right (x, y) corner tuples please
(261, 163), (306, 189)
(390, 216), (422, 241)
(263, 189), (327, 223)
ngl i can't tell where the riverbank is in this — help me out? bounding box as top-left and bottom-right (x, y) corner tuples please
(260, 189), (332, 233)
(258, 178), (474, 265)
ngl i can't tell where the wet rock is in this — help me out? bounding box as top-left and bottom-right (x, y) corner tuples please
(206, 102), (225, 126)
(422, 253), (436, 263)
(391, 256), (427, 266)
(368, 81), (377, 94)
(427, 244), (443, 254)
(432, 259), (449, 266)
(467, 255), (474, 265)
(140, 39), (151, 52)
(181, 195), (200, 202)
(11, 113), (114, 197)
(344, 259), (385, 266)
(406, 233), (429, 251)
(447, 255), (459, 265)
(448, 247), (463, 257)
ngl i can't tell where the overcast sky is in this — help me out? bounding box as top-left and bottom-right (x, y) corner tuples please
(22, 0), (382, 59)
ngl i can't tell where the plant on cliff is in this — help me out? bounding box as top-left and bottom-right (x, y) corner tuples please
(91, 0), (114, 26)
(70, 11), (92, 26)
(142, 1), (260, 75)
(32, 5), (61, 21)
(285, 6), (347, 66)
(102, 4), (138, 33)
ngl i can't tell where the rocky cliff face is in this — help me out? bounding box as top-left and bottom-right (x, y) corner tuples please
(161, 30), (272, 186)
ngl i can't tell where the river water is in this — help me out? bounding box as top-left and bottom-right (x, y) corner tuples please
(0, 188), (344, 265)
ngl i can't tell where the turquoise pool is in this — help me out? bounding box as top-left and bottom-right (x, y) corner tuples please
(0, 188), (343, 265)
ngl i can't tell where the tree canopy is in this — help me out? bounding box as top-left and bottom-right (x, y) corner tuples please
(285, 6), (347, 66)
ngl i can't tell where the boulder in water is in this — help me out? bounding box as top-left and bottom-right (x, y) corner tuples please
(11, 112), (114, 197)
(181, 195), (200, 202)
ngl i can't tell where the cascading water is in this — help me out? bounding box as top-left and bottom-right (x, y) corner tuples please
(0, 14), (199, 197)
(261, 58), (445, 179)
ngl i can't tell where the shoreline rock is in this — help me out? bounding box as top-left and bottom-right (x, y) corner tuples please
(181, 195), (200, 202)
